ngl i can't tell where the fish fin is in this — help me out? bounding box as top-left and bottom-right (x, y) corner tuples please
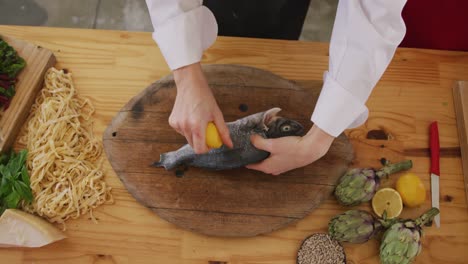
(151, 161), (162, 167)
(262, 107), (282, 129)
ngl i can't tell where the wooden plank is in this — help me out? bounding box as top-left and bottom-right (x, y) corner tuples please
(151, 208), (317, 237)
(0, 35), (56, 153)
(453, 81), (468, 205)
(103, 65), (354, 237)
(0, 26), (466, 263)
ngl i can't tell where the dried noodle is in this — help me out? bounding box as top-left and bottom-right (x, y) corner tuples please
(20, 67), (113, 229)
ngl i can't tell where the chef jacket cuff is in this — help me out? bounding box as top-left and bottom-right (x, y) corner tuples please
(152, 6), (218, 70)
(311, 72), (369, 137)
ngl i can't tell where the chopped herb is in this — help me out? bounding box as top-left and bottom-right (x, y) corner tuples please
(0, 37), (26, 111)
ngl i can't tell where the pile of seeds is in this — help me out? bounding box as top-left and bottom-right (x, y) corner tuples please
(297, 233), (346, 264)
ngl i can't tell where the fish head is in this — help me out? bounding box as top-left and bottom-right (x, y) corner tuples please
(261, 108), (304, 138)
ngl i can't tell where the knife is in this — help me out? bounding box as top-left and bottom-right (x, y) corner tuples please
(430, 121), (440, 228)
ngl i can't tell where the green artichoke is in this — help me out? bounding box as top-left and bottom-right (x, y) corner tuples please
(334, 160), (413, 206)
(328, 209), (394, 243)
(380, 207), (440, 264)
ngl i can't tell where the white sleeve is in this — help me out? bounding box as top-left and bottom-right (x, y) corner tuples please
(145, 0), (218, 70)
(311, 0), (407, 137)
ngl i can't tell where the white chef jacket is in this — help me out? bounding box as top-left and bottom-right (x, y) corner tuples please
(145, 0), (407, 137)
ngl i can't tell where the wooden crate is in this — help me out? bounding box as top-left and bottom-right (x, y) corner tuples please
(0, 35), (56, 153)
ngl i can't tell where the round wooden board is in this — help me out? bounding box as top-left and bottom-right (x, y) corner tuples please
(103, 64), (354, 237)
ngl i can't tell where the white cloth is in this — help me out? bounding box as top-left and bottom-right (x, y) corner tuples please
(145, 0), (407, 137)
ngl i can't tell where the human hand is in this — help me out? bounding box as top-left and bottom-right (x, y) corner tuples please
(171, 63), (233, 154)
(246, 125), (334, 175)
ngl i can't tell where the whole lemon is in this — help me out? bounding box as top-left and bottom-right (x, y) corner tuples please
(396, 173), (426, 207)
(205, 122), (223, 148)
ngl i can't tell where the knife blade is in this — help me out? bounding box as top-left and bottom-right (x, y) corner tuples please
(430, 121), (440, 228)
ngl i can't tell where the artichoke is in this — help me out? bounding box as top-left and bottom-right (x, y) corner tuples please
(334, 160), (413, 206)
(379, 207), (440, 264)
(328, 209), (394, 243)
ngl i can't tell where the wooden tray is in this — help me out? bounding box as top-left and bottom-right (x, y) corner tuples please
(103, 64), (354, 237)
(0, 35), (56, 153)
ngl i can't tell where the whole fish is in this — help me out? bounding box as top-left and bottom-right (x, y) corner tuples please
(153, 107), (304, 170)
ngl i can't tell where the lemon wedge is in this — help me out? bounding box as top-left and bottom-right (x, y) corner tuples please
(372, 188), (403, 219)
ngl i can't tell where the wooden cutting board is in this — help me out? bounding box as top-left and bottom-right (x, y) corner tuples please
(103, 64), (354, 237)
(0, 35), (56, 153)
(453, 81), (468, 204)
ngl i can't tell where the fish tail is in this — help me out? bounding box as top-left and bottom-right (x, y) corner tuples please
(151, 153), (168, 168)
(151, 153), (186, 171)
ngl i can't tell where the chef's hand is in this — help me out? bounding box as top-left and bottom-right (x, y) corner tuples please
(246, 125), (334, 175)
(171, 63), (233, 154)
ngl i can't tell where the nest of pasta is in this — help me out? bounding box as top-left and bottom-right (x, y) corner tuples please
(19, 67), (113, 228)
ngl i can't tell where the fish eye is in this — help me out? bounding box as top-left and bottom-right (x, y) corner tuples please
(281, 125), (291, 132)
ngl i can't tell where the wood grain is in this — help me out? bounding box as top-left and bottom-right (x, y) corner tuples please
(453, 81), (468, 205)
(0, 25), (467, 264)
(0, 35), (56, 153)
(103, 65), (354, 237)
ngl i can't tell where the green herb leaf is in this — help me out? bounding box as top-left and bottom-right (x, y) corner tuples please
(0, 152), (8, 165)
(4, 191), (20, 209)
(0, 202), (7, 215)
(21, 165), (30, 187)
(5, 150), (27, 180)
(0, 39), (26, 78)
(3, 166), (13, 181)
(18, 149), (27, 164)
(13, 181), (32, 203)
(0, 170), (9, 197)
(5, 86), (15, 98)
(9, 151), (23, 177)
(17, 181), (33, 203)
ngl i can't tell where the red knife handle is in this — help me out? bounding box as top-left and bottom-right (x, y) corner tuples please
(430, 121), (440, 176)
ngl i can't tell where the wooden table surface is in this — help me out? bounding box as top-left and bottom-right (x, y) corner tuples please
(1, 25), (468, 264)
